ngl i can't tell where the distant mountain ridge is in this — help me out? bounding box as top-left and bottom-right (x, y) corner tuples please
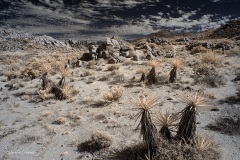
(0, 0), (239, 39)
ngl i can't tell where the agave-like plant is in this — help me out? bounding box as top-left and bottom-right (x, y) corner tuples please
(177, 92), (206, 143)
(169, 59), (182, 83)
(139, 68), (148, 82)
(41, 64), (52, 90)
(130, 93), (161, 155)
(147, 59), (160, 84)
(154, 108), (180, 139)
(58, 67), (70, 87)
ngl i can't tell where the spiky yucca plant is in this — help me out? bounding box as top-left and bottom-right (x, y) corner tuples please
(130, 93), (161, 155)
(154, 108), (180, 139)
(169, 59), (182, 83)
(147, 60), (160, 84)
(41, 64), (52, 90)
(177, 92), (206, 143)
(58, 67), (70, 87)
(139, 68), (148, 82)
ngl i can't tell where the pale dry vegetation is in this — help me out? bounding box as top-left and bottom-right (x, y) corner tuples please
(79, 130), (113, 152)
(102, 86), (124, 102)
(201, 51), (223, 65)
(1, 35), (234, 160)
(191, 46), (208, 54)
(107, 64), (120, 71)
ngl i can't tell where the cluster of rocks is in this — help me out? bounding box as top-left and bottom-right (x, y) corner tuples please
(147, 37), (170, 45)
(0, 29), (33, 51)
(32, 35), (71, 49)
(67, 39), (89, 48)
(186, 40), (235, 51)
(0, 28), (72, 51)
(78, 37), (139, 64)
(77, 36), (177, 65)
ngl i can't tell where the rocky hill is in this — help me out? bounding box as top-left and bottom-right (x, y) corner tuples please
(209, 19), (240, 39)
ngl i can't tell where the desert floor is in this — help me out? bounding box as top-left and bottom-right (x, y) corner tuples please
(0, 37), (240, 160)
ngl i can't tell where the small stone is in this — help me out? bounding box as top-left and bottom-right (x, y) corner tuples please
(210, 107), (220, 111)
(61, 151), (69, 157)
(108, 58), (117, 64)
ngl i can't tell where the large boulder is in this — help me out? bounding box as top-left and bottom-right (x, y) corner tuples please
(106, 37), (120, 50)
(121, 51), (129, 57)
(79, 53), (90, 61)
(132, 50), (143, 61)
(102, 51), (110, 59)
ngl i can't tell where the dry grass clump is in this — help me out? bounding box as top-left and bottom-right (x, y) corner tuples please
(51, 84), (77, 100)
(81, 95), (93, 104)
(155, 138), (220, 160)
(193, 62), (226, 87)
(106, 138), (220, 160)
(190, 46), (208, 54)
(60, 85), (73, 100)
(51, 60), (63, 70)
(201, 51), (223, 65)
(225, 46), (240, 55)
(102, 86), (124, 102)
(80, 130), (113, 151)
(194, 69), (227, 88)
(4, 67), (21, 80)
(41, 64), (52, 74)
(23, 56), (61, 79)
(41, 111), (51, 117)
(37, 87), (53, 101)
(107, 65), (120, 71)
(54, 117), (66, 125)
(193, 63), (216, 75)
(105, 143), (147, 160)
(28, 70), (40, 79)
(192, 134), (218, 152)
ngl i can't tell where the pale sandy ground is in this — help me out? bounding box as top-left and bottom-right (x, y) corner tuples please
(0, 44), (239, 160)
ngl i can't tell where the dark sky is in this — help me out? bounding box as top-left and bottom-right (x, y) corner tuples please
(0, 0), (239, 39)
